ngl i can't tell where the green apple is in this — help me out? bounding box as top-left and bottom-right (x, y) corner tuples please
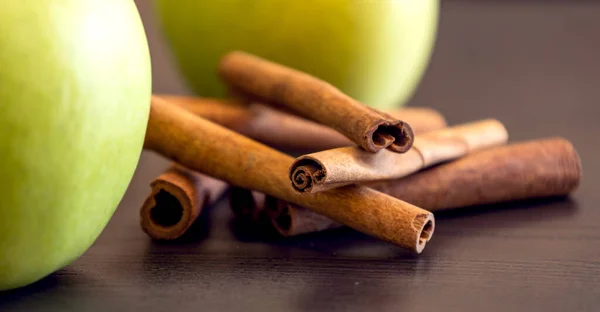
(0, 0), (151, 291)
(155, 0), (439, 110)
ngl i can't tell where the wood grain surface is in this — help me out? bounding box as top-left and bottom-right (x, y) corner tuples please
(2, 1), (599, 311)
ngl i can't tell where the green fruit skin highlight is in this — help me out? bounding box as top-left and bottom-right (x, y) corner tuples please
(0, 0), (151, 291)
(155, 0), (439, 110)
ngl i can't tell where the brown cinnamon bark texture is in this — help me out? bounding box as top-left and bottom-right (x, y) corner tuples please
(262, 137), (582, 237)
(290, 119), (508, 193)
(157, 94), (447, 152)
(140, 163), (228, 240)
(143, 96), (435, 253)
(218, 51), (415, 153)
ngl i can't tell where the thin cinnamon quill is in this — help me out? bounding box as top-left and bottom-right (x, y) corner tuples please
(236, 137), (581, 237)
(143, 96), (435, 253)
(158, 94), (447, 152)
(290, 119), (508, 193)
(218, 51), (415, 153)
(140, 163), (228, 240)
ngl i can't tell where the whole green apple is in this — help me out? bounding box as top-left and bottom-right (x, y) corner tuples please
(155, 0), (439, 110)
(0, 0), (151, 290)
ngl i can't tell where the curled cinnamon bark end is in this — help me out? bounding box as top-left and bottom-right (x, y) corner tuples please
(140, 168), (202, 240)
(413, 214), (435, 254)
(149, 189), (185, 228)
(289, 158), (327, 193)
(367, 120), (414, 153)
(140, 164), (227, 241)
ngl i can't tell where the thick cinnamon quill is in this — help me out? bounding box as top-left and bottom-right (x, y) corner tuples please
(143, 96), (435, 253)
(290, 119), (508, 193)
(218, 51), (414, 153)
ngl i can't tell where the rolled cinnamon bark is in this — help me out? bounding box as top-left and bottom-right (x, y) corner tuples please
(144, 96), (435, 253)
(140, 163), (228, 240)
(290, 119), (508, 193)
(218, 51), (415, 153)
(157, 94), (447, 152)
(262, 137), (582, 236)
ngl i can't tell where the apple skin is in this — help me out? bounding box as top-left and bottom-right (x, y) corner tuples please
(155, 0), (439, 110)
(0, 0), (151, 291)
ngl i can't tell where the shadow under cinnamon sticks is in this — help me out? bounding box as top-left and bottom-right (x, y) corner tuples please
(229, 137), (582, 238)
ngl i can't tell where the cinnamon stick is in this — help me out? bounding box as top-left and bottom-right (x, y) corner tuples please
(140, 163), (228, 240)
(144, 96), (435, 253)
(255, 137), (582, 237)
(157, 94), (447, 152)
(218, 51), (415, 153)
(290, 119), (508, 193)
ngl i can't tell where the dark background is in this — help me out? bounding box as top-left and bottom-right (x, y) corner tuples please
(2, 1), (599, 311)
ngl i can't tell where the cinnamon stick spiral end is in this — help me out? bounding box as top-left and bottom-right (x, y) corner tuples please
(366, 120), (415, 153)
(289, 157), (327, 193)
(413, 213), (435, 254)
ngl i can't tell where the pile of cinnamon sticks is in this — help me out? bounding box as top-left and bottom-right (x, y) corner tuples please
(140, 51), (582, 254)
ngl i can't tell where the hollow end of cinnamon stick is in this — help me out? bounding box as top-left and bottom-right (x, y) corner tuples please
(365, 120), (414, 153)
(414, 214), (435, 253)
(140, 177), (204, 241)
(289, 157), (327, 193)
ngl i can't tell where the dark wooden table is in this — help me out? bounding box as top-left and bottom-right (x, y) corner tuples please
(2, 1), (599, 311)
